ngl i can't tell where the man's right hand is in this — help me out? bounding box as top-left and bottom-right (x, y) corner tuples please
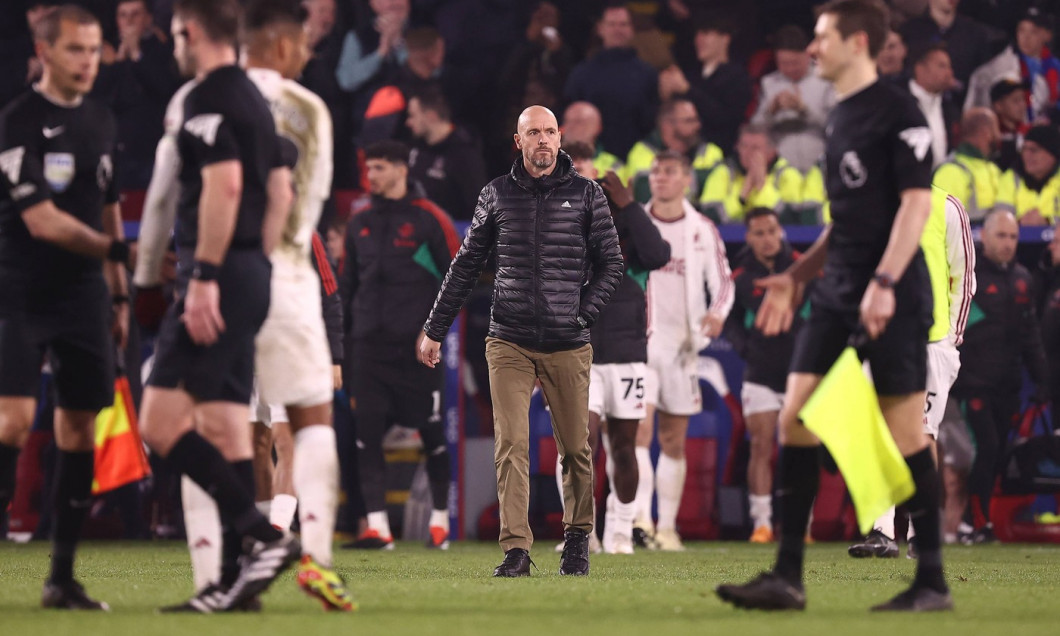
(417, 331), (442, 368)
(754, 272), (799, 336)
(601, 170), (633, 209)
(181, 279), (225, 345)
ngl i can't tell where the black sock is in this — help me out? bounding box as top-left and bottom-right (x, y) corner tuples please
(49, 450), (94, 584)
(166, 432), (281, 544)
(218, 460), (257, 586)
(904, 448), (947, 593)
(0, 442), (19, 518)
(773, 445), (820, 587)
(425, 448), (451, 511)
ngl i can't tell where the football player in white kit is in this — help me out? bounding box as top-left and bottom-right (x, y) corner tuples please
(636, 151), (733, 551)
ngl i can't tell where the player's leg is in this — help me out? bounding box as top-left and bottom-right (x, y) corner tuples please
(485, 337), (538, 576)
(269, 418), (298, 531)
(633, 400), (656, 546)
(251, 420), (275, 517)
(604, 415), (638, 554)
(0, 315), (45, 529)
(655, 410), (688, 550)
(401, 356), (451, 550)
(537, 343), (593, 575)
(351, 353), (394, 547)
(0, 398), (35, 525)
(744, 404), (779, 543)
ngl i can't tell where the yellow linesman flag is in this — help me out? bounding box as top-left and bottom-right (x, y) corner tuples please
(799, 348), (915, 534)
(93, 376), (151, 495)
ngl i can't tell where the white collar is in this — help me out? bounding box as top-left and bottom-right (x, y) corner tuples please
(909, 79), (940, 106)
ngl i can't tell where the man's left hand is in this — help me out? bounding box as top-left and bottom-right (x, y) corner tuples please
(601, 171), (633, 209)
(859, 281), (895, 340)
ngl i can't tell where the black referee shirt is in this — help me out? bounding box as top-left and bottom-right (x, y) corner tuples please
(175, 65), (282, 254)
(820, 80), (933, 308)
(0, 87), (117, 309)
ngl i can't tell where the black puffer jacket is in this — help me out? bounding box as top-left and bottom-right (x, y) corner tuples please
(424, 152), (623, 351)
(590, 201), (670, 364)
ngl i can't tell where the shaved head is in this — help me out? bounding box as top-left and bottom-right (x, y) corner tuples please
(982, 210), (1019, 265)
(515, 105), (561, 176)
(962, 107), (998, 138)
(562, 101), (602, 145)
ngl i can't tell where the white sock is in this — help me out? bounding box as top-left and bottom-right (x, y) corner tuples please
(367, 510), (392, 538)
(429, 508), (449, 531)
(612, 494), (635, 541)
(655, 453), (686, 532)
(270, 493), (298, 531)
(749, 494), (772, 530)
(555, 454), (565, 513)
(633, 446), (654, 526)
(907, 511), (916, 541)
(293, 425), (339, 566)
(874, 505), (896, 539)
(181, 476), (221, 591)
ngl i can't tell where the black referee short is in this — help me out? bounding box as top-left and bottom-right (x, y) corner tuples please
(351, 338), (444, 431)
(0, 282), (114, 412)
(147, 250), (271, 404)
(791, 259), (932, 397)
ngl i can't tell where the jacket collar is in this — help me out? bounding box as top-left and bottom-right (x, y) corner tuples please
(510, 151), (574, 192)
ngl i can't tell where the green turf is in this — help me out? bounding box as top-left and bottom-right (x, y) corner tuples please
(1, 540), (1058, 635)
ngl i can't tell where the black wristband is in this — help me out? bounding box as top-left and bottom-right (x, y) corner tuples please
(106, 239), (130, 263)
(872, 272), (896, 289)
(191, 260), (220, 282)
(112, 294), (130, 304)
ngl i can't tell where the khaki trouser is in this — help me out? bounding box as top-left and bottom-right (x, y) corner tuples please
(485, 337), (593, 552)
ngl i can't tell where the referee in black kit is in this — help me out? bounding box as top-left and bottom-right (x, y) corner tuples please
(136, 0), (299, 612)
(0, 5), (131, 610)
(716, 0), (951, 612)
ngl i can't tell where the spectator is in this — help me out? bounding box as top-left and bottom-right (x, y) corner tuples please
(0, 1), (60, 111)
(635, 150), (733, 552)
(933, 108), (1003, 221)
(624, 97), (723, 204)
(564, 2), (658, 159)
(751, 25), (834, 172)
(498, 2), (574, 134)
(562, 101), (624, 178)
(659, 15), (752, 155)
(878, 29), (909, 83)
(997, 124), (1060, 225)
(335, 0), (409, 132)
(1038, 231), (1060, 408)
(991, 78), (1030, 172)
(964, 6), (1059, 121)
(900, 0), (1004, 101)
(406, 87), (487, 220)
(724, 207), (806, 544)
(903, 43), (960, 167)
(299, 0), (356, 190)
(699, 123), (803, 224)
(339, 140), (459, 550)
(92, 0), (180, 190)
(950, 210), (1047, 544)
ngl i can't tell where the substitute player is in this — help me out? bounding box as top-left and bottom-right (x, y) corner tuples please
(848, 187), (975, 558)
(137, 0), (300, 613)
(0, 5), (130, 610)
(716, 0), (952, 612)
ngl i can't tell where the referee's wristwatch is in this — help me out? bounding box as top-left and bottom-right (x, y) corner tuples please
(191, 260), (220, 282)
(872, 272), (896, 289)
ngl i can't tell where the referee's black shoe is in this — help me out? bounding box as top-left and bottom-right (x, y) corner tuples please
(716, 572), (806, 610)
(848, 529), (899, 558)
(41, 579), (110, 611)
(493, 548), (532, 577)
(871, 585), (953, 612)
(559, 528), (590, 575)
(218, 533), (301, 611)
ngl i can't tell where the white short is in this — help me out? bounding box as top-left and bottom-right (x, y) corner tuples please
(645, 345), (701, 416)
(249, 380), (288, 427)
(742, 382), (785, 417)
(589, 362), (649, 420)
(255, 261), (333, 409)
(923, 341), (961, 438)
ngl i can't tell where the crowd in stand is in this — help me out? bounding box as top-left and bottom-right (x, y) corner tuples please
(2, 0), (1059, 552)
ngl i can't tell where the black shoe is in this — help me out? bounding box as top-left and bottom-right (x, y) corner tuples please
(848, 529), (899, 558)
(41, 579), (109, 611)
(871, 585), (953, 612)
(971, 526), (997, 544)
(559, 529), (590, 576)
(493, 548), (532, 577)
(716, 571), (806, 611)
(158, 583), (262, 613)
(218, 534), (301, 611)
(906, 537), (918, 560)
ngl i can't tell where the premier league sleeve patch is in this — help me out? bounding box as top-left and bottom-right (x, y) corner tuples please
(44, 152), (75, 193)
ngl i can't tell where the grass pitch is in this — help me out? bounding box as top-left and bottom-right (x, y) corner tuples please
(1, 540), (1058, 636)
